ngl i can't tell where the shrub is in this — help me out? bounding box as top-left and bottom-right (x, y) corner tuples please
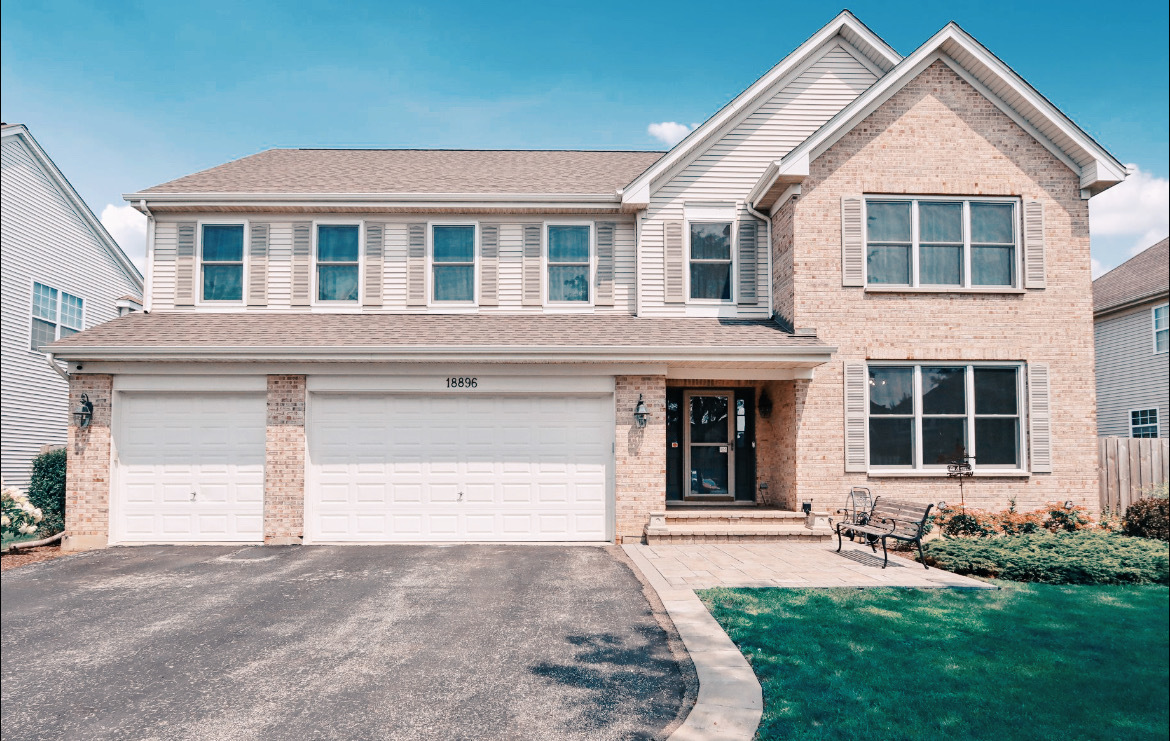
(922, 530), (1169, 585)
(1040, 501), (1093, 533)
(28, 447), (66, 536)
(1124, 497), (1170, 542)
(2, 486), (44, 540)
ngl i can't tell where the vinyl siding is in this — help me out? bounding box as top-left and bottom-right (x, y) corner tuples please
(1, 135), (142, 486)
(1094, 302), (1170, 436)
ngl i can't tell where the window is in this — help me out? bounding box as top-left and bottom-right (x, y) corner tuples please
(547, 224), (590, 302)
(316, 225), (360, 302)
(200, 224), (245, 301)
(30, 282), (83, 350)
(689, 222), (733, 301)
(868, 363), (1024, 470)
(1131, 409), (1159, 438)
(1155, 304), (1168, 353)
(865, 197), (1017, 287)
(432, 225), (475, 302)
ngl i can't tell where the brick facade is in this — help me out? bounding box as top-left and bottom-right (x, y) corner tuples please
(265, 375), (306, 543)
(614, 375), (665, 542)
(62, 374), (112, 551)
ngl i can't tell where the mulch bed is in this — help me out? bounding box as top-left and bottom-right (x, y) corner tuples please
(1, 544), (66, 571)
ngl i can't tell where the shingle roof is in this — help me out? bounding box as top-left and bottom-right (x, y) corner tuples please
(1093, 238), (1169, 314)
(137, 149), (665, 196)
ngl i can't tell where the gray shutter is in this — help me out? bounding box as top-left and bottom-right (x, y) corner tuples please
(841, 196), (864, 287)
(843, 362), (868, 473)
(247, 223), (269, 307)
(737, 218), (759, 305)
(595, 222), (615, 306)
(407, 223), (426, 307)
(1023, 199), (1046, 289)
(291, 222), (312, 306)
(363, 222), (384, 307)
(664, 220), (685, 303)
(522, 224), (542, 306)
(480, 224), (500, 307)
(1028, 363), (1053, 473)
(175, 221), (197, 307)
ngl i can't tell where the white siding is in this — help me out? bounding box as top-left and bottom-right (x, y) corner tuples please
(1, 135), (142, 486)
(1094, 303), (1170, 436)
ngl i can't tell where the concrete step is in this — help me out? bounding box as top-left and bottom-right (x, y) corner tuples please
(645, 524), (832, 544)
(663, 508), (807, 527)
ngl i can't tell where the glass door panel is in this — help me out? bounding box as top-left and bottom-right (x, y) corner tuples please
(685, 391), (734, 499)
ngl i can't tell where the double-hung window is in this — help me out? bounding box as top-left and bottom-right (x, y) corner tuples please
(1131, 409), (1159, 438)
(689, 222), (733, 301)
(1154, 303), (1168, 353)
(868, 363), (1024, 470)
(432, 225), (475, 302)
(30, 282), (83, 350)
(547, 224), (590, 303)
(865, 197), (1018, 288)
(316, 225), (360, 302)
(201, 224), (245, 301)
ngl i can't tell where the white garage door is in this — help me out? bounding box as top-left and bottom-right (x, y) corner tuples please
(114, 393), (265, 543)
(308, 394), (612, 542)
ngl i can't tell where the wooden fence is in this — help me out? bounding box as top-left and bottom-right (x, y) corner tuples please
(1098, 437), (1170, 513)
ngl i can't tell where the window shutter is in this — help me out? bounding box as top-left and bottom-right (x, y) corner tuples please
(843, 362), (868, 472)
(522, 224), (542, 306)
(363, 222), (384, 307)
(1028, 363), (1053, 473)
(175, 221), (196, 307)
(407, 223), (426, 307)
(480, 224), (500, 307)
(291, 222), (312, 306)
(247, 223), (269, 307)
(841, 196), (864, 287)
(1023, 199), (1046, 289)
(664, 220), (685, 303)
(737, 218), (759, 306)
(595, 222), (615, 306)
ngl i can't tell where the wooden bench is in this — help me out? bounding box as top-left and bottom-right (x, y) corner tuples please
(834, 497), (933, 569)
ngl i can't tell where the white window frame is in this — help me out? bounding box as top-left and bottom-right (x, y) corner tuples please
(866, 360), (1028, 474)
(29, 279), (86, 352)
(427, 220), (479, 307)
(863, 195), (1022, 290)
(1153, 303), (1169, 354)
(1130, 408), (1160, 438)
(685, 218), (737, 304)
(311, 219), (364, 307)
(543, 220), (594, 308)
(196, 219), (249, 306)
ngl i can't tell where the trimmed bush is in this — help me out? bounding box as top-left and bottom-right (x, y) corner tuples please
(1124, 497), (1169, 542)
(28, 447), (66, 535)
(922, 530), (1169, 585)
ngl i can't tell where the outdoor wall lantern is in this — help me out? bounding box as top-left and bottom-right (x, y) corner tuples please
(633, 394), (650, 427)
(802, 498), (813, 515)
(73, 393), (94, 428)
(757, 390), (773, 418)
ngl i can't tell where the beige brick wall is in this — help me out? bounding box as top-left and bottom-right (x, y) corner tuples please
(775, 61), (1098, 512)
(63, 374), (112, 550)
(614, 375), (665, 542)
(265, 375), (305, 543)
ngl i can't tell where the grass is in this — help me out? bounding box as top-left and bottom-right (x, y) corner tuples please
(698, 583), (1169, 741)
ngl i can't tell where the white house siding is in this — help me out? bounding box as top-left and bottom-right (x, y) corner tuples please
(640, 40), (879, 316)
(1094, 302), (1170, 436)
(0, 135), (141, 486)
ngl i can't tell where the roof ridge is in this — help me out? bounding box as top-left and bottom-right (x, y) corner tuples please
(288, 148), (667, 153)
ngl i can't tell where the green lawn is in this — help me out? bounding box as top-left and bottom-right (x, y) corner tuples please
(698, 583), (1169, 741)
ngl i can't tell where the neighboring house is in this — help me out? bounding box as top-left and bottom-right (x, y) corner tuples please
(1092, 238), (1169, 437)
(1, 123), (143, 488)
(49, 12), (1126, 551)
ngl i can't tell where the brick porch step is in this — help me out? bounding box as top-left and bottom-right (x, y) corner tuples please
(646, 508), (832, 544)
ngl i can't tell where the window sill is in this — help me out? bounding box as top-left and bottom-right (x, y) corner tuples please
(867, 469), (1030, 478)
(864, 286), (1026, 294)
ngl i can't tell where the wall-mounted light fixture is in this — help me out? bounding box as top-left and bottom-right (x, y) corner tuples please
(802, 498), (813, 515)
(633, 394), (649, 427)
(757, 390), (773, 418)
(73, 393), (94, 428)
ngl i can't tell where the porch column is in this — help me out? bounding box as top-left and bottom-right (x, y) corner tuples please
(614, 375), (666, 543)
(265, 375), (306, 544)
(62, 374), (113, 551)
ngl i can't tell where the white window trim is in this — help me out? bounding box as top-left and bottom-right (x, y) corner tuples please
(1129, 407), (1161, 438)
(862, 195), (1022, 290)
(195, 219), (249, 306)
(685, 218), (737, 305)
(865, 360), (1029, 476)
(311, 219), (365, 309)
(543, 220), (595, 309)
(28, 278), (86, 352)
(1153, 303), (1169, 354)
(427, 220), (479, 308)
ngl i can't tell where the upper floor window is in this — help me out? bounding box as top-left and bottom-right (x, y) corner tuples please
(432, 225), (475, 302)
(866, 197), (1017, 288)
(1155, 304), (1168, 353)
(30, 282), (83, 350)
(317, 224), (360, 302)
(689, 221), (732, 301)
(547, 224), (590, 302)
(201, 224), (245, 301)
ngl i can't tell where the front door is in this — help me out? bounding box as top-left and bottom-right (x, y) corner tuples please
(683, 391), (734, 501)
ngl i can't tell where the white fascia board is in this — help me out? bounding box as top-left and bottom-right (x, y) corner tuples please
(748, 154), (810, 209)
(124, 191), (624, 213)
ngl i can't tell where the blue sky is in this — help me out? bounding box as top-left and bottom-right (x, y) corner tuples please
(3, 0), (1167, 274)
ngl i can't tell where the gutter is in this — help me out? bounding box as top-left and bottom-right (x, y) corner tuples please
(126, 192), (624, 212)
(1093, 290), (1170, 320)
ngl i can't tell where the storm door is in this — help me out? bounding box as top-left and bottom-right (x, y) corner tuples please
(683, 391), (734, 500)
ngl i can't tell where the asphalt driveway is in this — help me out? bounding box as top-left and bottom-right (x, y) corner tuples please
(1, 545), (688, 740)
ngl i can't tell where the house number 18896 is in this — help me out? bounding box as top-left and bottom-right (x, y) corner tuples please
(446, 377), (478, 388)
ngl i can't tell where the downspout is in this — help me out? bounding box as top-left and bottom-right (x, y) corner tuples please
(743, 200), (773, 319)
(139, 199), (155, 313)
(44, 352), (70, 382)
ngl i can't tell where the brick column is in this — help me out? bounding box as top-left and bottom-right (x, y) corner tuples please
(265, 375), (306, 544)
(62, 374), (113, 551)
(614, 375), (666, 543)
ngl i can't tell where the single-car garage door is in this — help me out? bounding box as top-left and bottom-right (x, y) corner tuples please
(113, 393), (265, 543)
(308, 394), (612, 542)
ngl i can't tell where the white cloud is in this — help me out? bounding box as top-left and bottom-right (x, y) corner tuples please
(1089, 164), (1169, 275)
(100, 204), (147, 270)
(647, 121), (694, 147)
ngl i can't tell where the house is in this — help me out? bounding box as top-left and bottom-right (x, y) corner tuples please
(48, 12), (1126, 550)
(1, 123), (143, 488)
(1092, 239), (1169, 437)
